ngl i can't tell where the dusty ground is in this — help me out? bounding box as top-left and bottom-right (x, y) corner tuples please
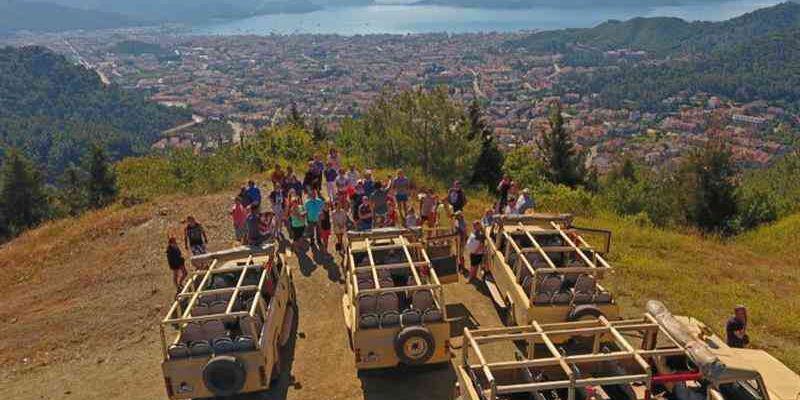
(0, 192), (504, 400)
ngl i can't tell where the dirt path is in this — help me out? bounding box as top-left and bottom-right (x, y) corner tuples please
(1, 191), (504, 400)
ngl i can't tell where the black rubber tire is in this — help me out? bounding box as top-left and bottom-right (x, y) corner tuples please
(202, 355), (247, 396)
(567, 304), (604, 322)
(394, 326), (436, 366)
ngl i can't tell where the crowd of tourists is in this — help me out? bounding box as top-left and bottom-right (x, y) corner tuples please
(162, 149), (752, 348)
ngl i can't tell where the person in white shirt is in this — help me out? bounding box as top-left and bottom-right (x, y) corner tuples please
(466, 220), (486, 281)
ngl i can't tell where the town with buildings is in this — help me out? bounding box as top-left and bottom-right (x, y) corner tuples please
(5, 27), (796, 171)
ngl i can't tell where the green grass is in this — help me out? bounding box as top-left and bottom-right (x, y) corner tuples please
(578, 212), (800, 371)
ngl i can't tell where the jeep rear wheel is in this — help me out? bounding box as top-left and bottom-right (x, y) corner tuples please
(394, 326), (436, 365)
(202, 355), (247, 396)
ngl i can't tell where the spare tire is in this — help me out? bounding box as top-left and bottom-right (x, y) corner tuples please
(568, 304), (604, 322)
(202, 355), (247, 396)
(394, 326), (436, 365)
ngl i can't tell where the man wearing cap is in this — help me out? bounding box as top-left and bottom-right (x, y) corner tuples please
(726, 305), (750, 348)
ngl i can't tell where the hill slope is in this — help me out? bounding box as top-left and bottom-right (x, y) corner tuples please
(506, 2), (800, 55)
(0, 0), (134, 34)
(0, 188), (797, 399)
(0, 46), (192, 176)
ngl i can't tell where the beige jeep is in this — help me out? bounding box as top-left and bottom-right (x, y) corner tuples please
(341, 227), (460, 370)
(451, 300), (800, 400)
(480, 213), (619, 327)
(159, 244), (295, 399)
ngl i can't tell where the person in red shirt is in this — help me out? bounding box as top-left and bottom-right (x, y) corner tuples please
(230, 196), (248, 243)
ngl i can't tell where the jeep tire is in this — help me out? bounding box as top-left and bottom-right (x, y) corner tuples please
(202, 355), (247, 396)
(394, 326), (436, 365)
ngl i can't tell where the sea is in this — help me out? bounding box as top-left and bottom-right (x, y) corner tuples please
(193, 0), (783, 35)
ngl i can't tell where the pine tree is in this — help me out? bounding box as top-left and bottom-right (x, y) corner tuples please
(287, 103), (306, 129)
(468, 99), (504, 190)
(59, 164), (87, 216)
(311, 117), (327, 143)
(537, 101), (585, 188)
(0, 148), (49, 235)
(85, 144), (117, 209)
(688, 140), (738, 232)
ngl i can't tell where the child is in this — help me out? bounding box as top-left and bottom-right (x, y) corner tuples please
(405, 207), (419, 228)
(319, 202), (332, 254)
(166, 237), (187, 294)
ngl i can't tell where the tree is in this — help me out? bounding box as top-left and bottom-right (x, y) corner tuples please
(287, 103), (306, 129)
(468, 99), (504, 191)
(0, 148), (49, 236)
(337, 88), (481, 183)
(537, 101), (585, 188)
(58, 164), (87, 216)
(687, 140), (738, 232)
(85, 144), (117, 209)
(311, 117), (328, 143)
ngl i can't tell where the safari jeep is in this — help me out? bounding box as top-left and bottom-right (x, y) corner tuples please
(341, 227), (460, 370)
(159, 244), (295, 399)
(481, 213), (619, 327)
(451, 300), (800, 400)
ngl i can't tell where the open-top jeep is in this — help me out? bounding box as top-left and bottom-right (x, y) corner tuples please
(451, 300), (800, 400)
(160, 244), (295, 399)
(481, 213), (618, 327)
(341, 227), (460, 369)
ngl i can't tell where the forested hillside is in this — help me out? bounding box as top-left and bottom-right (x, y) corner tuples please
(0, 46), (192, 177)
(560, 29), (800, 110)
(505, 2), (800, 55)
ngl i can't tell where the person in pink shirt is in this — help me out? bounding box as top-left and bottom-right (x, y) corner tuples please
(230, 196), (249, 243)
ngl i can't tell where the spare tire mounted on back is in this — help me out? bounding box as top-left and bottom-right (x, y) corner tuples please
(394, 326), (436, 365)
(203, 355), (247, 396)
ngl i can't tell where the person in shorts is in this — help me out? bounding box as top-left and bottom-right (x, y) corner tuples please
(419, 188), (437, 228)
(184, 216), (208, 255)
(166, 237), (187, 293)
(466, 221), (486, 281)
(390, 169), (412, 220)
(332, 201), (352, 254)
(305, 189), (325, 247)
(289, 199), (307, 254)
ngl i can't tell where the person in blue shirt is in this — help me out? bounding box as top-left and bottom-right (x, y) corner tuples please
(245, 180), (262, 208)
(363, 169), (376, 197)
(304, 189), (325, 247)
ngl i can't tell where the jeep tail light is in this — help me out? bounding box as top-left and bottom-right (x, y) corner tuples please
(259, 366), (268, 386)
(164, 377), (174, 398)
(355, 348), (362, 363)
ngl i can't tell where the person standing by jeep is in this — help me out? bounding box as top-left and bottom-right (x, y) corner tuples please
(370, 181), (389, 227)
(184, 216), (208, 255)
(447, 180), (467, 213)
(390, 169), (412, 221)
(166, 237), (187, 293)
(726, 305), (750, 348)
(466, 221), (486, 281)
(230, 196), (248, 243)
(305, 189), (325, 247)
